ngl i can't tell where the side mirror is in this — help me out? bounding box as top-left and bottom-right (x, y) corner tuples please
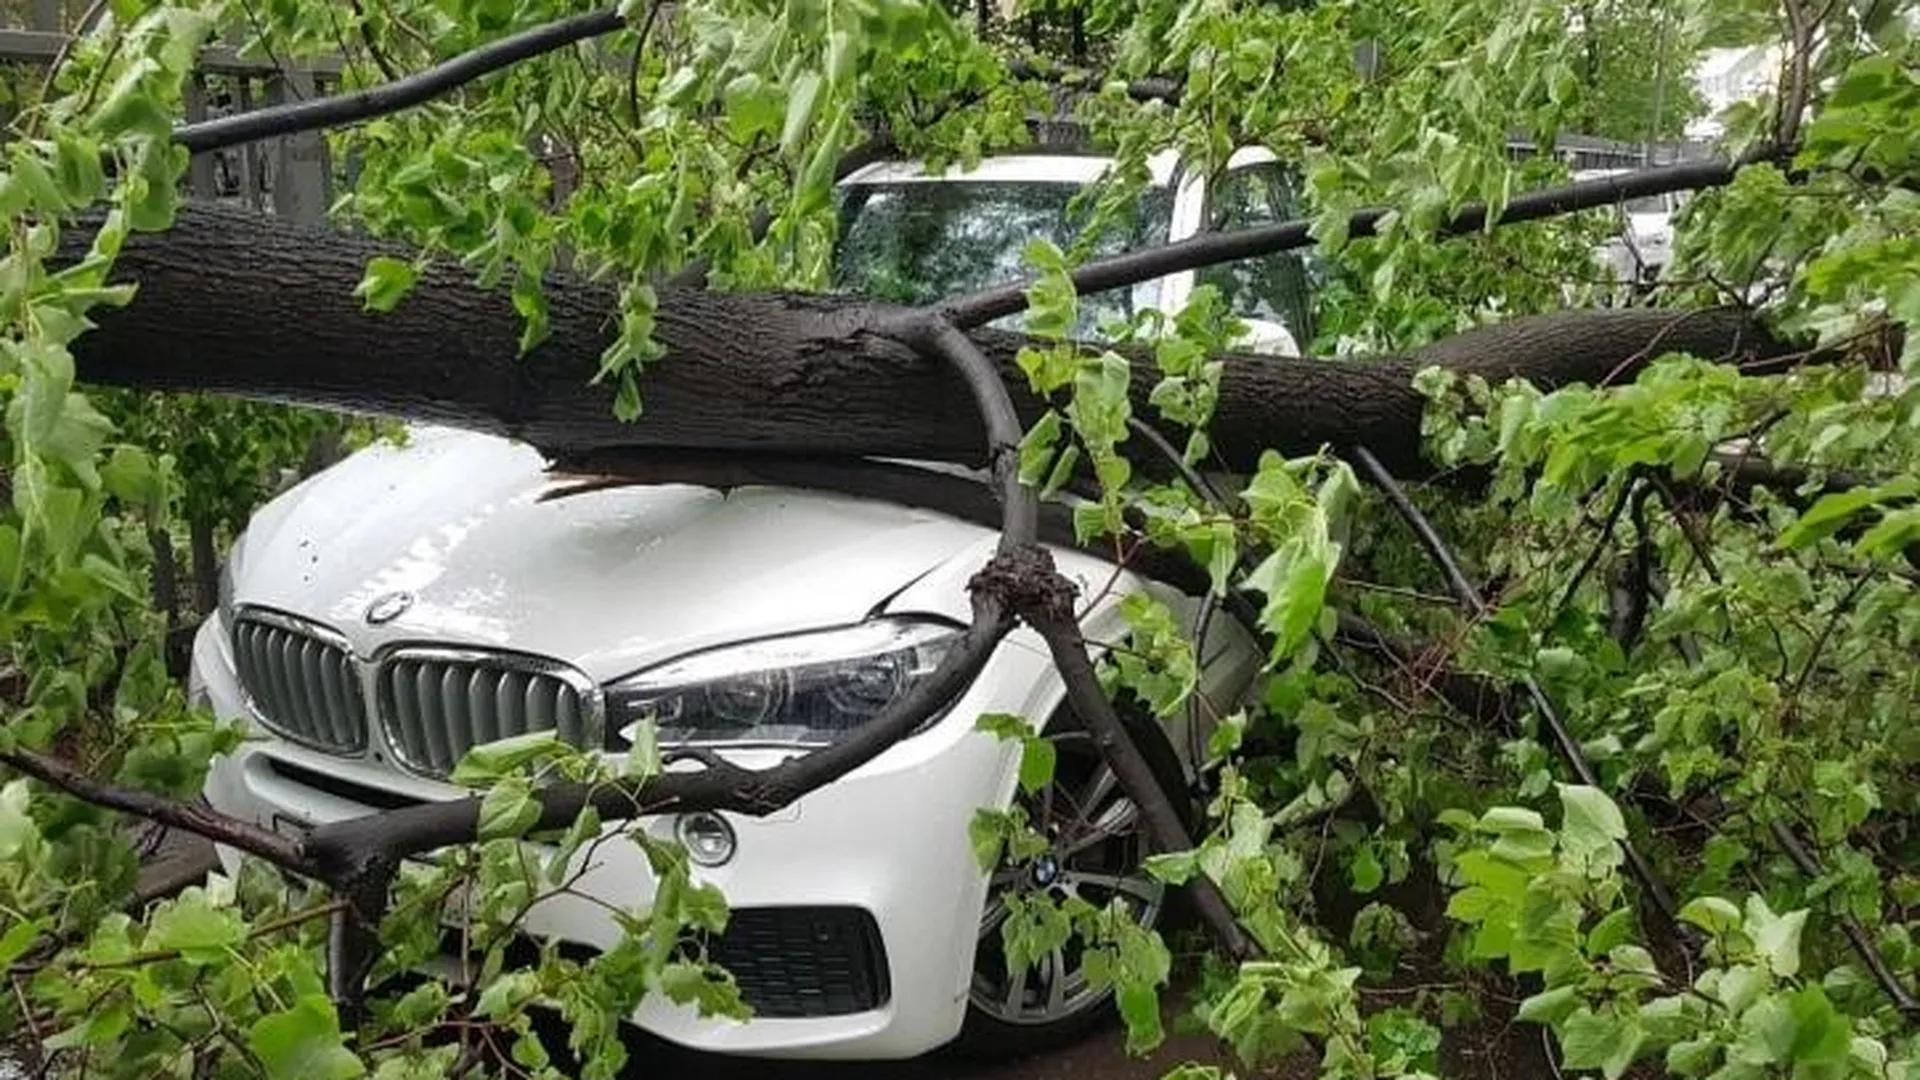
(1233, 317), (1302, 358)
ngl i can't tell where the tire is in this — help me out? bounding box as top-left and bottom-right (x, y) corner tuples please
(946, 701), (1193, 1060)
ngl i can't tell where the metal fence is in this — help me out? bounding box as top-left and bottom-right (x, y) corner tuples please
(0, 2), (338, 224)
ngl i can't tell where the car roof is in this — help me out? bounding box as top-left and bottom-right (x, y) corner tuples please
(840, 151), (1182, 186)
(839, 146), (1278, 189)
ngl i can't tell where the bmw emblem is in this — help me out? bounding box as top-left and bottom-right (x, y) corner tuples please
(364, 591), (414, 625)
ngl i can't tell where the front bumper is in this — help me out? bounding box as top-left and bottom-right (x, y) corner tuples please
(191, 615), (1056, 1059)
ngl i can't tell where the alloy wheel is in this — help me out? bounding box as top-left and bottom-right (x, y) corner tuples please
(968, 728), (1167, 1026)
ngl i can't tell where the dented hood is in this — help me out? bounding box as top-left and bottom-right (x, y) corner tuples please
(228, 427), (992, 681)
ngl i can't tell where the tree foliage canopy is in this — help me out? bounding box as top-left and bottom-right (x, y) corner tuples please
(0, 0), (1916, 1077)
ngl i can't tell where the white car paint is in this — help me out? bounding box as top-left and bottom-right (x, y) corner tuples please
(1574, 168), (1683, 284)
(192, 152), (1275, 1060)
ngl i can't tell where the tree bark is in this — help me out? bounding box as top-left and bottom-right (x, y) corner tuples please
(69, 204), (1807, 477)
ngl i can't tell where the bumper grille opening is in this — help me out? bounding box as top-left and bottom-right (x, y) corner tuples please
(231, 613), (367, 754)
(261, 756), (425, 811)
(376, 653), (597, 777)
(689, 906), (890, 1018)
(437, 907), (890, 1020)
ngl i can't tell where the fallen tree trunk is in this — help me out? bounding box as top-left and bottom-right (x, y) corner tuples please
(71, 203), (1806, 476)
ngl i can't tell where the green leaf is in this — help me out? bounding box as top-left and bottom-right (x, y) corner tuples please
(1745, 895), (1808, 978)
(452, 731), (574, 786)
(1246, 544), (1333, 658)
(1666, 1037), (1720, 1076)
(353, 256), (422, 314)
(1734, 993), (1797, 1065)
(1349, 844), (1384, 893)
(1144, 850), (1199, 885)
(1518, 985), (1581, 1025)
(1116, 982), (1165, 1055)
(968, 809), (1007, 871)
(1018, 737), (1057, 795)
(0, 918), (48, 969)
(0, 780), (39, 859)
(1678, 896), (1743, 937)
(1557, 783), (1626, 864)
(1779, 477), (1919, 549)
(248, 995), (365, 1080)
(476, 969), (542, 1019)
(1559, 1007), (1646, 1080)
(975, 713), (1033, 741)
(1585, 906), (1636, 956)
(1017, 411), (1065, 486)
(781, 72), (824, 156)
(478, 776), (541, 840)
(1785, 984), (1850, 1065)
(147, 889), (245, 964)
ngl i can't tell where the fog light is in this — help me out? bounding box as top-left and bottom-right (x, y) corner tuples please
(676, 812), (737, 867)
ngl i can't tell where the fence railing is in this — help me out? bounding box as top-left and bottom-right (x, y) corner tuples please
(0, 6), (339, 223)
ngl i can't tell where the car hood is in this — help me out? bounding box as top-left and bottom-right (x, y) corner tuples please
(230, 427), (992, 680)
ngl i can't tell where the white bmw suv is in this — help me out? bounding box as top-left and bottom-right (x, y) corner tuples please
(190, 147), (1308, 1060)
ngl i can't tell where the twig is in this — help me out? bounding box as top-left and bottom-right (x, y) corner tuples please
(10, 971), (45, 1066)
(1775, 0), (1815, 151)
(349, 0), (402, 81)
(1127, 416), (1233, 510)
(1553, 477), (1640, 617)
(1769, 820), (1920, 1019)
(626, 0), (665, 128)
(12, 898), (345, 975)
(30, 0), (109, 112)
(1780, 570), (1872, 728)
(1650, 476), (1723, 583)
(1609, 484), (1657, 650)
(1347, 446), (1683, 929)
(943, 148), (1789, 329)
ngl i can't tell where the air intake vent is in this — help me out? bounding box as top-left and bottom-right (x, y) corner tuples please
(375, 651), (597, 777)
(693, 907), (891, 1018)
(230, 612), (367, 754)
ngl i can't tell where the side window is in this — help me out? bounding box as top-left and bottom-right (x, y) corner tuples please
(1197, 162), (1315, 348)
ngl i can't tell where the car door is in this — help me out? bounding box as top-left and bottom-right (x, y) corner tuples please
(1161, 148), (1316, 355)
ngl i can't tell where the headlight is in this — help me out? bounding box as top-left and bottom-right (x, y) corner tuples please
(603, 619), (963, 748)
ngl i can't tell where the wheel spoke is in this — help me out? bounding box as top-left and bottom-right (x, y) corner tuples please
(979, 896), (1010, 940)
(1059, 798), (1139, 858)
(1077, 765), (1119, 824)
(1060, 869), (1161, 906)
(1004, 955), (1030, 1013)
(1045, 947), (1069, 1013)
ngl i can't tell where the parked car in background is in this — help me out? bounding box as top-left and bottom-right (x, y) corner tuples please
(191, 146), (1311, 1060)
(1575, 167), (1685, 284)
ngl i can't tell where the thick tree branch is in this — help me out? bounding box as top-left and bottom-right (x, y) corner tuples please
(173, 10), (627, 153)
(66, 205), (1820, 482)
(1018, 584), (1258, 962)
(0, 748), (322, 877)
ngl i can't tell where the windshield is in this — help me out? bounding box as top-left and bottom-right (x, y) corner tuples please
(832, 180), (1175, 339)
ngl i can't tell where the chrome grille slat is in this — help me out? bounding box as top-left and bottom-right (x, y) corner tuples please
(229, 612), (366, 754)
(417, 663), (451, 773)
(376, 651), (599, 779)
(468, 671), (497, 747)
(557, 685), (583, 746)
(498, 670), (528, 740)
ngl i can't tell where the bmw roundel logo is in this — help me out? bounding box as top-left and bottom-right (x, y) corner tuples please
(364, 591), (414, 625)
